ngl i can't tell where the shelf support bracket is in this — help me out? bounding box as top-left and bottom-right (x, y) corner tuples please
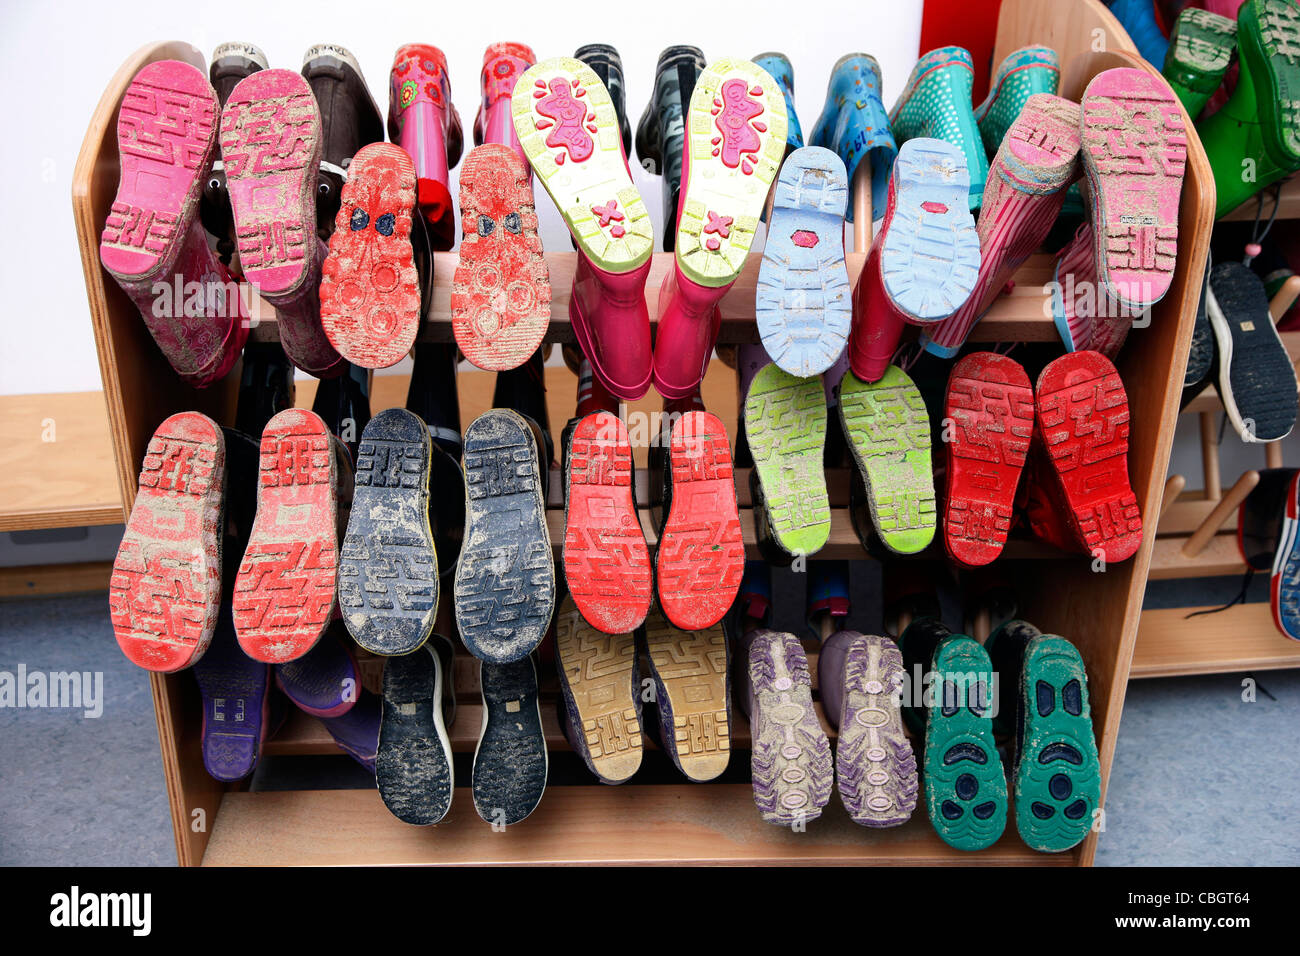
(1180, 470), (1259, 558)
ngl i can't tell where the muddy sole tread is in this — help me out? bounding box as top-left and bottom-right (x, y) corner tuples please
(339, 409), (439, 655)
(110, 412), (225, 673)
(643, 610), (730, 782)
(377, 647), (454, 825)
(743, 365), (831, 557)
(555, 599), (643, 783)
(473, 657), (547, 825)
(838, 367), (937, 555)
(563, 412), (652, 634)
(455, 409), (555, 663)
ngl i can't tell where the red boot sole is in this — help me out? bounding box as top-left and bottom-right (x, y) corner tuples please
(1035, 351), (1143, 562)
(451, 143), (552, 371)
(943, 352), (1034, 566)
(320, 142), (420, 369)
(219, 69), (320, 295)
(564, 412), (652, 634)
(657, 412), (744, 631)
(234, 409), (338, 662)
(110, 412), (225, 672)
(100, 60), (217, 281)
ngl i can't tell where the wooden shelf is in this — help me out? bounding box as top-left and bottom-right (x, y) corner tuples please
(0, 392), (122, 532)
(1133, 602), (1300, 677)
(201, 785), (1073, 866)
(264, 690), (836, 757)
(76, 4), (1214, 867)
(0, 560), (113, 598)
(1147, 532), (1245, 579)
(248, 251), (1063, 347)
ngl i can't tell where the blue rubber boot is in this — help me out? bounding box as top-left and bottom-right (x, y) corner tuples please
(754, 52), (804, 151)
(809, 53), (897, 223)
(1108, 0), (1171, 68)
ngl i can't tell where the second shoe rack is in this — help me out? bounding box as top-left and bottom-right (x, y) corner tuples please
(77, 0), (1211, 865)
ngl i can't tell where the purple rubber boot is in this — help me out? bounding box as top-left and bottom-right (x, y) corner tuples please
(193, 426), (272, 782)
(741, 628), (833, 826)
(320, 689), (381, 772)
(194, 606), (273, 782)
(275, 622), (361, 718)
(819, 630), (918, 827)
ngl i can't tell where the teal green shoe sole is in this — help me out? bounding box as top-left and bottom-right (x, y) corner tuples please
(1014, 635), (1102, 853)
(923, 634), (1007, 851)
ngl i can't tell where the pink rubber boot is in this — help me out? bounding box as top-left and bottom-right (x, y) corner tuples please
(513, 56), (656, 400)
(99, 60), (249, 388)
(653, 57), (789, 400)
(570, 252), (654, 399)
(847, 237), (905, 383)
(846, 137), (980, 383)
(920, 94), (1081, 358)
(475, 42), (536, 164)
(389, 44), (463, 251)
(1080, 68), (1185, 312)
(220, 69), (346, 378)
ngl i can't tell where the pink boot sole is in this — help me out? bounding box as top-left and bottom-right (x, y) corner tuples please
(1080, 68), (1187, 311)
(100, 60), (217, 280)
(219, 69), (322, 297)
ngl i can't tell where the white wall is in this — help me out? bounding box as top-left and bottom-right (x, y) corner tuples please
(0, 0), (923, 396)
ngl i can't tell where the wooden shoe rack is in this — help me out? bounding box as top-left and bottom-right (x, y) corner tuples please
(1079, 2), (1300, 677)
(74, 0), (1212, 866)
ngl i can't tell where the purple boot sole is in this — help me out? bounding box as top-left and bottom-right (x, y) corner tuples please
(748, 630), (832, 826)
(194, 612), (272, 782)
(275, 624), (361, 718)
(835, 634), (918, 827)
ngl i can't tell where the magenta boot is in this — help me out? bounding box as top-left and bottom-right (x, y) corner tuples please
(100, 60), (249, 388)
(654, 57), (789, 399)
(513, 56), (655, 400)
(571, 253), (654, 399)
(475, 42), (535, 164)
(220, 69), (346, 378)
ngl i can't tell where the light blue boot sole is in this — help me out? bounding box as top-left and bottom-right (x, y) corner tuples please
(756, 145), (851, 376)
(881, 138), (981, 323)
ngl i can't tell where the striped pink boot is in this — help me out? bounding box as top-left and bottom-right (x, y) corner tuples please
(921, 94), (1081, 358)
(1051, 222), (1102, 354)
(99, 60), (249, 388)
(1051, 220), (1149, 360)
